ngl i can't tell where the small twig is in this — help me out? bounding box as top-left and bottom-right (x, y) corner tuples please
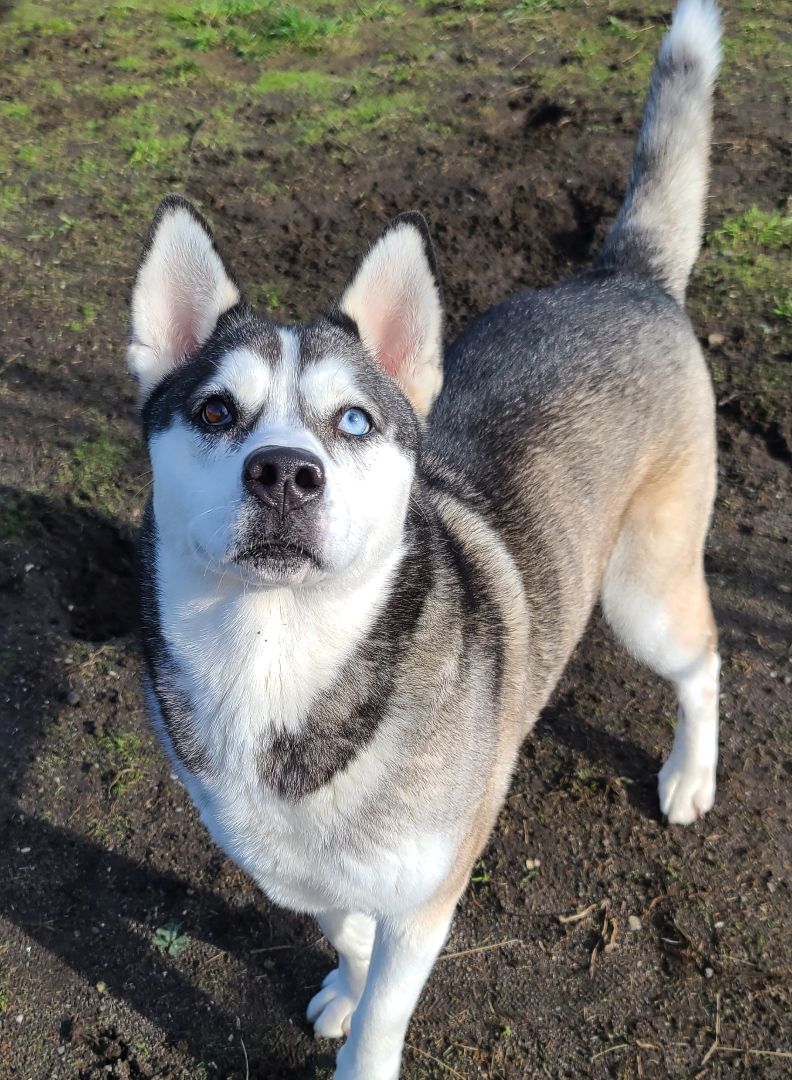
(604, 914), (618, 953)
(109, 767), (140, 793)
(700, 991), (721, 1067)
(559, 900), (605, 924)
(715, 1047), (792, 1060)
(720, 954), (760, 968)
(439, 938), (522, 961)
(644, 893), (670, 916)
(203, 949), (226, 966)
(64, 644), (111, 674)
(250, 943), (300, 954)
(406, 1043), (465, 1078)
(240, 1036), (249, 1080)
(510, 50), (535, 70)
(592, 1043), (629, 1061)
(589, 940), (599, 976)
(622, 43), (643, 64)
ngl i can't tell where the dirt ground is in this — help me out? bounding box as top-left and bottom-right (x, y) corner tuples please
(0, 1), (790, 1077)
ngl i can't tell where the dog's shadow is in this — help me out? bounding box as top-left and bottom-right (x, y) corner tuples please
(0, 487), (328, 1077)
(3, 816), (329, 1078)
(535, 684), (662, 819)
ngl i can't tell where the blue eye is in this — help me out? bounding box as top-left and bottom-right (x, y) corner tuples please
(338, 408), (372, 437)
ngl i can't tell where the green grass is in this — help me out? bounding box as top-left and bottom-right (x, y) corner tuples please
(0, 495), (35, 542)
(98, 81), (155, 103)
(471, 858), (490, 885)
(253, 68), (340, 97)
(164, 1), (347, 57)
(60, 427), (133, 513)
(66, 301), (98, 333)
(128, 132), (190, 168)
(0, 186), (25, 228)
(0, 0), (788, 423)
(299, 88), (426, 144)
(250, 282), (284, 309)
(700, 206), (792, 332)
(710, 205), (792, 252)
(98, 732), (146, 797)
(691, 203), (791, 404)
(0, 101), (31, 120)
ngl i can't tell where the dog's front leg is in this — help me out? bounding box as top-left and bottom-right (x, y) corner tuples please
(333, 897), (456, 1080)
(308, 910), (376, 1038)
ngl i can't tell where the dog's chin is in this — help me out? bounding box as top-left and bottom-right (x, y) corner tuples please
(232, 543), (324, 587)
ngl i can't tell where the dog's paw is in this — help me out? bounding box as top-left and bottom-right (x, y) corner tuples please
(658, 757), (716, 825)
(307, 967), (359, 1040)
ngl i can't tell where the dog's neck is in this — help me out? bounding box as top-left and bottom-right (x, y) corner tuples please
(153, 517), (416, 753)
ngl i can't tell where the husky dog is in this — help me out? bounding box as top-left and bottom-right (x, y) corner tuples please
(128, 2), (722, 1075)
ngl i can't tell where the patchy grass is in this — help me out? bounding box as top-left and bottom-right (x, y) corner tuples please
(59, 427), (134, 513)
(1, 0), (774, 309)
(164, 0), (346, 56)
(0, 0), (671, 257)
(0, 495), (36, 543)
(691, 202), (791, 414)
(98, 732), (146, 797)
(721, 0), (792, 94)
(698, 206), (792, 342)
(252, 68), (340, 97)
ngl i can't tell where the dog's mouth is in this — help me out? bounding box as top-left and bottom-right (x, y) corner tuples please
(232, 540), (323, 575)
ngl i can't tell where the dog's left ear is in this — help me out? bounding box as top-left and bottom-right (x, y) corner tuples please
(338, 212), (443, 417)
(128, 194), (241, 401)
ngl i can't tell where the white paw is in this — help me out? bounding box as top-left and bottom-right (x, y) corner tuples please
(658, 757), (716, 825)
(307, 967), (359, 1040)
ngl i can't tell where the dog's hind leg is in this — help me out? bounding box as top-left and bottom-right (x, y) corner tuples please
(307, 910), (376, 1039)
(601, 452), (720, 825)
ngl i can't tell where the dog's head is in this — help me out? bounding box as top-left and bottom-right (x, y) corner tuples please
(128, 195), (443, 588)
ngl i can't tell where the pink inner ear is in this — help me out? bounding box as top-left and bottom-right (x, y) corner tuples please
(170, 300), (202, 361)
(372, 300), (415, 379)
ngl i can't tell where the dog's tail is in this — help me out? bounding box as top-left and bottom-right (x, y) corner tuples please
(595, 0), (721, 305)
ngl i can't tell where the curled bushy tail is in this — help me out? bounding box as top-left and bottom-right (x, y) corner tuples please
(596, 0), (722, 304)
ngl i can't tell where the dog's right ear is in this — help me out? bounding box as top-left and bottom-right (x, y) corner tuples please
(127, 194), (241, 401)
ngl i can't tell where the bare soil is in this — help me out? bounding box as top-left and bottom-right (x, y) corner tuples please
(1, 6), (790, 1079)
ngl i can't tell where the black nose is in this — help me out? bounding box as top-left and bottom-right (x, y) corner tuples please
(243, 446), (325, 516)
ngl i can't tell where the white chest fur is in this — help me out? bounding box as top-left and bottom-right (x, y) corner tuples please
(151, 547), (453, 917)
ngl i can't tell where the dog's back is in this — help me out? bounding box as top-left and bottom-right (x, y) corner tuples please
(430, 0), (721, 708)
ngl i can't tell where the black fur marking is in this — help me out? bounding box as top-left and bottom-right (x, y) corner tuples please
(436, 519), (505, 706)
(385, 210), (443, 302)
(257, 499), (434, 800)
(141, 307), (280, 440)
(297, 319), (421, 455)
(323, 308), (360, 338)
(137, 502), (212, 777)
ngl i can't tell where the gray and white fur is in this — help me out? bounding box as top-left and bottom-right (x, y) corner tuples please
(127, 3), (723, 1077)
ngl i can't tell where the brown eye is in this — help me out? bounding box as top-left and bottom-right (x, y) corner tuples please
(200, 397), (233, 428)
